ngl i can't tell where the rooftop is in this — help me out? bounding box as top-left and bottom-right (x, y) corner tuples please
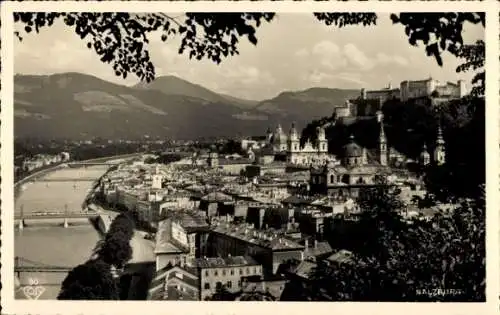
(201, 191), (234, 203)
(194, 256), (259, 269)
(164, 211), (209, 233)
(303, 241), (333, 259)
(154, 220), (187, 254)
(326, 249), (354, 264)
(212, 222), (304, 251)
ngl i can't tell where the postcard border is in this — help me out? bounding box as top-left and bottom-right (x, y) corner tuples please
(1, 1), (498, 314)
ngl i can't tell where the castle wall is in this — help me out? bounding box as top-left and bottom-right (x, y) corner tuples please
(365, 89), (400, 102)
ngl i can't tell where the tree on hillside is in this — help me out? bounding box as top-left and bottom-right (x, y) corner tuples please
(355, 175), (407, 258)
(58, 258), (119, 300)
(108, 212), (136, 240)
(423, 95), (485, 202)
(304, 178), (485, 301)
(94, 231), (133, 269)
(13, 12), (484, 92)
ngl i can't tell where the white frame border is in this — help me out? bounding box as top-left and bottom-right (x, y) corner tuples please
(1, 1), (498, 315)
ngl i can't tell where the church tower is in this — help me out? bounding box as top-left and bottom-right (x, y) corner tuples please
(288, 123), (300, 153)
(378, 118), (387, 166)
(317, 126), (328, 153)
(274, 124), (287, 152)
(433, 124), (446, 165)
(266, 127), (273, 143)
(419, 143), (430, 166)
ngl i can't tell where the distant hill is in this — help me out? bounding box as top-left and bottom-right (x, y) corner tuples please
(14, 72), (361, 140)
(254, 87), (360, 127)
(14, 73), (271, 140)
(134, 75), (258, 109)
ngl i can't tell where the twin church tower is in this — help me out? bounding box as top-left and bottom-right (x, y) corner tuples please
(267, 111), (446, 168)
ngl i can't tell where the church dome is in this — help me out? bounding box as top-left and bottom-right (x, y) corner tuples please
(343, 135), (362, 157)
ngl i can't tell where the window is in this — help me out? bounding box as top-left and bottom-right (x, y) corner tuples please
(227, 281), (232, 288)
(246, 268), (250, 275)
(205, 270), (209, 277)
(230, 269), (234, 275)
(238, 280), (242, 287)
(214, 270), (218, 276)
(222, 269), (226, 276)
(254, 267), (257, 274)
(216, 282), (222, 290)
(204, 283), (210, 290)
(239, 268), (243, 275)
(341, 175), (349, 184)
(330, 175), (334, 184)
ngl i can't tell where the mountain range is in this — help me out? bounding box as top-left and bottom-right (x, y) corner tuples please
(14, 72), (360, 140)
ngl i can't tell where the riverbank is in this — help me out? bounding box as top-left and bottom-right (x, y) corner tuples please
(14, 157), (155, 300)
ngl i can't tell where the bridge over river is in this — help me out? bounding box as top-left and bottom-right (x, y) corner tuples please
(34, 177), (101, 182)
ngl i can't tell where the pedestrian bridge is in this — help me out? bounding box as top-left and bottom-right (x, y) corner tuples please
(14, 212), (97, 220)
(14, 212), (99, 229)
(34, 177), (98, 182)
(15, 256), (73, 275)
(67, 162), (115, 167)
(14, 257), (73, 288)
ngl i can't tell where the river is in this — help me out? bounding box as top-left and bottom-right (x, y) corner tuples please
(14, 165), (107, 299)
(14, 164), (155, 300)
(14, 225), (100, 299)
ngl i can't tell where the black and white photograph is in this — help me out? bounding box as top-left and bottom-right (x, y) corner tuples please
(1, 1), (493, 312)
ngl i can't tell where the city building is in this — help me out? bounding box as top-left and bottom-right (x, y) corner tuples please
(309, 118), (391, 198)
(148, 265), (200, 300)
(209, 222), (305, 277)
(154, 212), (210, 271)
(258, 124), (334, 167)
(148, 256), (263, 301)
(195, 256), (263, 300)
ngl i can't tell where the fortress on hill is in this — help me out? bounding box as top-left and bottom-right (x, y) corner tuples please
(335, 77), (467, 119)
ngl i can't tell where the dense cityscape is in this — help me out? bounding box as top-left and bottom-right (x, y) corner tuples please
(12, 11), (485, 304)
(14, 77), (485, 301)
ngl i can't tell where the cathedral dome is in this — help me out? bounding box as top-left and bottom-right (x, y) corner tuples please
(343, 135), (362, 157)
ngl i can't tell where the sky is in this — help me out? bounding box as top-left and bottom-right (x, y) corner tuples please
(14, 13), (484, 101)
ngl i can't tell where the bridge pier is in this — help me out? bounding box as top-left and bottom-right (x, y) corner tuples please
(63, 218), (69, 228)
